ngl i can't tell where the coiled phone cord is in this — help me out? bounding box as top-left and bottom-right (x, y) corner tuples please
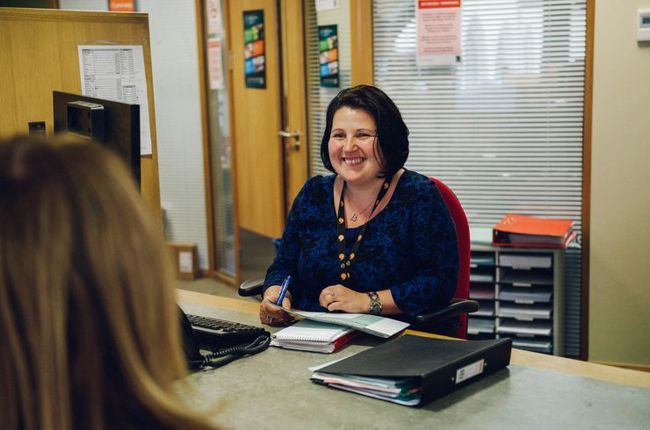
(190, 334), (271, 369)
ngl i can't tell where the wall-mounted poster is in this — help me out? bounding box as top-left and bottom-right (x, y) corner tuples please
(244, 10), (266, 89)
(416, 0), (462, 67)
(318, 25), (339, 88)
(109, 0), (135, 12)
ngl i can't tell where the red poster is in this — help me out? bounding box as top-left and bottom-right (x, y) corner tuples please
(109, 0), (135, 12)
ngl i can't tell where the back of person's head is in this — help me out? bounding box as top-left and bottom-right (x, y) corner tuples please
(320, 84), (410, 178)
(0, 135), (215, 430)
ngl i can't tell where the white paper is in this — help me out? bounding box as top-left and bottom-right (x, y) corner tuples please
(470, 227), (493, 245)
(267, 302), (409, 338)
(416, 0), (462, 67)
(455, 359), (484, 384)
(205, 0), (223, 36)
(273, 320), (352, 342)
(179, 251), (193, 273)
(315, 0), (340, 12)
(78, 45), (152, 155)
(207, 38), (225, 90)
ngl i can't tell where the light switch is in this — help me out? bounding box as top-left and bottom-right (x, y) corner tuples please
(638, 9), (650, 42)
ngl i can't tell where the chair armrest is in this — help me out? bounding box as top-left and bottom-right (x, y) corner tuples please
(413, 298), (479, 325)
(238, 276), (265, 297)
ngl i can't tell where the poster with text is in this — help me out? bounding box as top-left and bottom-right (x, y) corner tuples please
(318, 25), (339, 88)
(244, 10), (266, 89)
(416, 0), (462, 67)
(78, 45), (152, 155)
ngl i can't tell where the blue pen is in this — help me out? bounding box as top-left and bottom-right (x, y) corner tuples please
(276, 275), (292, 305)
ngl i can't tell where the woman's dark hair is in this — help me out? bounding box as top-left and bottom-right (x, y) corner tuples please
(320, 85), (409, 178)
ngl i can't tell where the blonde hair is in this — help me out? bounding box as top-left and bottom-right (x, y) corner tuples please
(0, 135), (216, 430)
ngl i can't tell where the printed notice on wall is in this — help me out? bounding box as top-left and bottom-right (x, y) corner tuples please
(244, 10), (266, 89)
(208, 38), (225, 90)
(78, 45), (152, 155)
(206, 0), (224, 36)
(315, 0), (340, 12)
(318, 25), (339, 88)
(416, 0), (462, 67)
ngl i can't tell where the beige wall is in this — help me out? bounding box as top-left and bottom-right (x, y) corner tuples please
(590, 0), (650, 365)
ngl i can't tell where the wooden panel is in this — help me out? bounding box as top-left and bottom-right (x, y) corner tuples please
(228, 0), (284, 239)
(280, 0), (308, 209)
(350, 0), (374, 85)
(0, 8), (161, 221)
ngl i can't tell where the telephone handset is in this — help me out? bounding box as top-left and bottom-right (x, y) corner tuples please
(178, 306), (271, 369)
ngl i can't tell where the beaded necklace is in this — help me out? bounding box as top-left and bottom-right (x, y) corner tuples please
(335, 176), (392, 281)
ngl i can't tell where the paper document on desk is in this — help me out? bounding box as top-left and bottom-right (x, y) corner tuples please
(267, 303), (409, 338)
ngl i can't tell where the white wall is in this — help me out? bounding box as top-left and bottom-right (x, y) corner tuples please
(138, 0), (208, 270)
(60, 0), (210, 270)
(590, 0), (650, 365)
(58, 0), (105, 10)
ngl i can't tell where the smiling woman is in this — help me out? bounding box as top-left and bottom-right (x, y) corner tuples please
(258, 85), (458, 328)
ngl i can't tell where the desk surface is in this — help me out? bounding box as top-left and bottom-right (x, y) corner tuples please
(177, 290), (650, 430)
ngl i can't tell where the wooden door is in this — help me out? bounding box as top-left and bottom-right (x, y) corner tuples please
(229, 0), (285, 239)
(280, 1), (308, 211)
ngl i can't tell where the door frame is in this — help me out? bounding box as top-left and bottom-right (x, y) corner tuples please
(197, 0), (310, 284)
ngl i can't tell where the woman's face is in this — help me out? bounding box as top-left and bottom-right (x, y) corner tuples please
(328, 107), (383, 186)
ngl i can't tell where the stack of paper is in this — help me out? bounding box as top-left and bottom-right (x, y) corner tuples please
(267, 303), (410, 338)
(271, 320), (358, 353)
(311, 372), (422, 405)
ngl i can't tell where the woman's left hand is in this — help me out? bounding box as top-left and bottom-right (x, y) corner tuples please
(319, 284), (370, 313)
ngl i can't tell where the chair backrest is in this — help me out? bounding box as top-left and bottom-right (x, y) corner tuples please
(429, 177), (471, 338)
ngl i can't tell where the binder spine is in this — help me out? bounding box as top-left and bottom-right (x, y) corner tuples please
(420, 339), (512, 405)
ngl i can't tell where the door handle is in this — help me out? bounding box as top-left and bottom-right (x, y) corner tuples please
(278, 130), (301, 151)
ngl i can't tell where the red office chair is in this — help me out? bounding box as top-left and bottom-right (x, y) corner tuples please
(239, 177), (478, 338)
(404, 177), (474, 338)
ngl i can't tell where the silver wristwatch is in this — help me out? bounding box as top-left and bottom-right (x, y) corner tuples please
(367, 291), (383, 315)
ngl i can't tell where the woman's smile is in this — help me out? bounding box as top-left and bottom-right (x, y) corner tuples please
(328, 106), (383, 186)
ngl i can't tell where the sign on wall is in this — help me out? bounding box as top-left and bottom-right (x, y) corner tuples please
(243, 10), (266, 89)
(416, 0), (462, 67)
(318, 24), (339, 88)
(109, 0), (135, 12)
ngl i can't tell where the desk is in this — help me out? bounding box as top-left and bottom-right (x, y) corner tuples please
(177, 290), (650, 430)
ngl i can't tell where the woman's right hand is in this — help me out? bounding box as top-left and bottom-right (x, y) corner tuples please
(259, 285), (293, 326)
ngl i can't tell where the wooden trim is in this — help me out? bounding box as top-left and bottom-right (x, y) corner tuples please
(212, 270), (237, 287)
(194, 0), (217, 275)
(349, 0), (374, 86)
(198, 269), (237, 287)
(223, 0), (242, 285)
(580, 0), (595, 361)
(280, 0), (308, 208)
(0, 7), (147, 23)
(593, 361), (650, 373)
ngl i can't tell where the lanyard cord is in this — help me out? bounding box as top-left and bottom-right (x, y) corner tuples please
(335, 176), (392, 281)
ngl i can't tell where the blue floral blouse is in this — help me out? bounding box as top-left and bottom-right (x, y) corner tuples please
(263, 170), (458, 317)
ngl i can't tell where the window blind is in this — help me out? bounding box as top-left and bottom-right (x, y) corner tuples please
(372, 0), (586, 357)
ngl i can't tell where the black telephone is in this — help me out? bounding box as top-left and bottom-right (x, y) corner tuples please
(178, 306), (271, 369)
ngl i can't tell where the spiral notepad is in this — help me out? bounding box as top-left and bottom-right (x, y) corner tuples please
(271, 320), (357, 353)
